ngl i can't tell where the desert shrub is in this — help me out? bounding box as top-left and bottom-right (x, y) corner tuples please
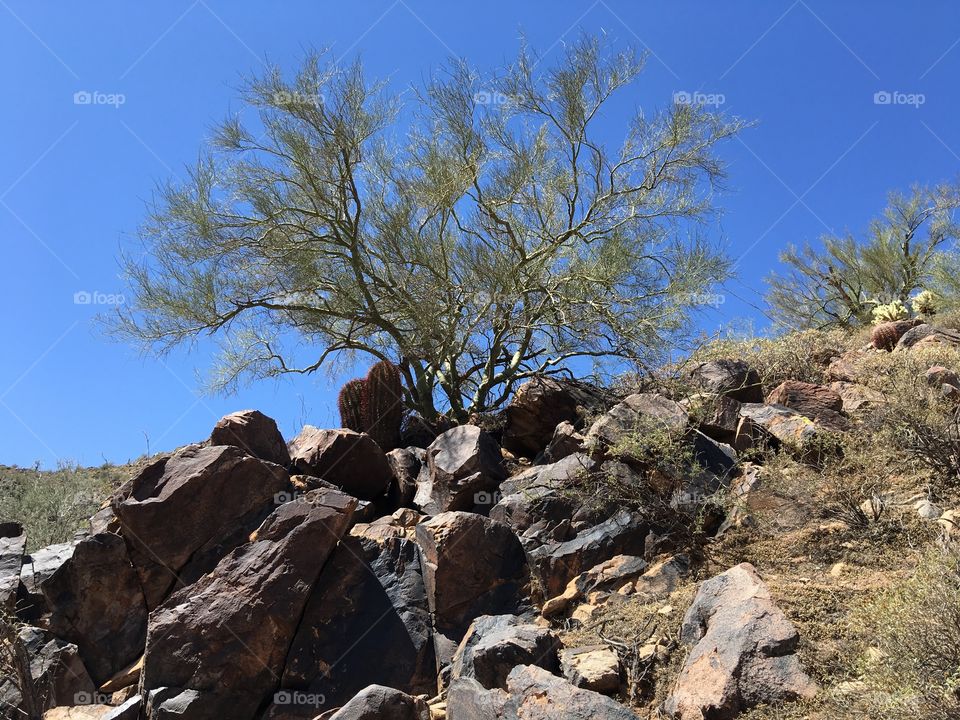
(0, 462), (128, 551)
(685, 327), (857, 391)
(857, 345), (960, 494)
(859, 547), (960, 719)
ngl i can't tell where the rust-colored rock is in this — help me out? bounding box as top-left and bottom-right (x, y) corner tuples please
(209, 409), (290, 465)
(288, 426), (393, 500)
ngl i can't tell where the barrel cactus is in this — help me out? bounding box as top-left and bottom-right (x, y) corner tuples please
(362, 360), (404, 451)
(871, 319), (920, 351)
(337, 378), (366, 432)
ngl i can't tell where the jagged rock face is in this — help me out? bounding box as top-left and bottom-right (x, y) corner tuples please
(529, 510), (649, 599)
(738, 403), (827, 456)
(208, 409), (291, 466)
(686, 359), (764, 403)
(280, 533), (435, 711)
(766, 381), (849, 431)
(414, 426), (507, 515)
(664, 563), (817, 719)
(0, 522), (25, 611)
(288, 426), (394, 501)
(415, 512), (529, 671)
(541, 554), (649, 618)
(141, 488), (357, 720)
(385, 446), (424, 508)
(13, 625), (96, 718)
(112, 444), (289, 608)
(42, 532), (147, 686)
(324, 684), (431, 720)
(450, 615), (560, 690)
(501, 377), (614, 458)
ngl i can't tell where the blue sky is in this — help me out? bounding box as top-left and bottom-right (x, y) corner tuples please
(1, 1), (958, 468)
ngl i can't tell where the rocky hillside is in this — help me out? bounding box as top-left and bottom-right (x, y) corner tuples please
(3, 317), (960, 720)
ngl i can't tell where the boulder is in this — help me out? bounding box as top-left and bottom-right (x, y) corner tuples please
(350, 507), (424, 543)
(40, 707), (112, 719)
(543, 421), (585, 462)
(828, 382), (886, 413)
(451, 615), (560, 689)
(690, 395), (754, 452)
(446, 677), (508, 719)
(737, 403), (829, 455)
(18, 540), (76, 622)
(664, 563), (817, 719)
(385, 447), (424, 508)
(717, 464), (809, 535)
(415, 512), (528, 669)
(501, 377), (613, 458)
(503, 664), (640, 719)
(208, 409), (290, 466)
(141, 488), (357, 720)
(288, 426), (393, 501)
(280, 533), (435, 710)
(0, 521), (25, 610)
(14, 625), (97, 718)
(585, 394), (687, 452)
(560, 645), (622, 693)
(414, 426), (507, 515)
(42, 532), (147, 686)
(632, 554), (690, 598)
(896, 323), (960, 350)
(325, 685), (430, 720)
(103, 696), (142, 720)
(765, 381), (849, 430)
(542, 554), (648, 618)
(112, 445), (289, 608)
(686, 359), (763, 403)
(529, 510), (649, 599)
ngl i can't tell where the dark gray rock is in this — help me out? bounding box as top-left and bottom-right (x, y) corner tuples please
(17, 540), (76, 622)
(0, 522), (25, 611)
(686, 359), (764, 403)
(503, 665), (640, 719)
(13, 625), (96, 717)
(451, 615), (560, 690)
(414, 426), (507, 515)
(288, 426), (394, 501)
(325, 685), (430, 720)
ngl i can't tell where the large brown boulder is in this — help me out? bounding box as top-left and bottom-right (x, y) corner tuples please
(0, 522), (25, 611)
(209, 409), (290, 465)
(112, 445), (289, 608)
(765, 381), (849, 430)
(686, 359), (763, 403)
(584, 393), (687, 452)
(501, 377), (614, 458)
(664, 563), (817, 719)
(414, 426), (507, 515)
(288, 426), (393, 501)
(141, 488), (357, 720)
(415, 512), (528, 670)
(450, 615), (560, 690)
(42, 532), (147, 686)
(279, 533), (435, 711)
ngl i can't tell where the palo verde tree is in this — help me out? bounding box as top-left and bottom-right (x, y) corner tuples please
(113, 37), (744, 420)
(766, 182), (960, 329)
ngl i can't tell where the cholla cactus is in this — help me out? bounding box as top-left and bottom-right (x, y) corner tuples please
(911, 289), (939, 317)
(871, 300), (909, 325)
(337, 378), (366, 432)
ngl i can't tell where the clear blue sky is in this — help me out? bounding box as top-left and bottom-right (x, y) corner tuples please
(1, 1), (958, 468)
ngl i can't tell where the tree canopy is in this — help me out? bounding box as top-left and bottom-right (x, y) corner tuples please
(766, 183), (960, 330)
(114, 37), (744, 419)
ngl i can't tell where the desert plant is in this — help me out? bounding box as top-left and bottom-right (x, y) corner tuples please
(861, 547), (960, 718)
(111, 36), (744, 420)
(362, 359), (404, 451)
(337, 378), (366, 432)
(912, 289), (940, 317)
(870, 320), (918, 352)
(767, 183), (960, 329)
(872, 300), (909, 325)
